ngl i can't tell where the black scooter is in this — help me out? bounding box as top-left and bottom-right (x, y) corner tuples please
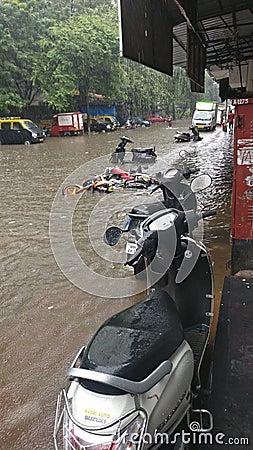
(174, 126), (203, 143)
(124, 167), (211, 277)
(110, 136), (157, 164)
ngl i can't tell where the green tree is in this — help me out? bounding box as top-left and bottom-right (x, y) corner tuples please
(119, 60), (173, 118)
(120, 61), (193, 119)
(0, 0), (219, 119)
(72, 0), (116, 10)
(0, 0), (70, 115)
(35, 7), (121, 127)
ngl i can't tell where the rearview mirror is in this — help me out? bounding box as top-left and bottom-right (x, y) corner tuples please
(191, 174), (212, 193)
(104, 226), (123, 246)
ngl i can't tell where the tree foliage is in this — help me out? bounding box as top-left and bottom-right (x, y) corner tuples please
(0, 0), (71, 114)
(35, 7), (121, 111)
(0, 0), (220, 117)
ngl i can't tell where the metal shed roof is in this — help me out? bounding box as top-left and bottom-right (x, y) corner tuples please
(119, 0), (253, 98)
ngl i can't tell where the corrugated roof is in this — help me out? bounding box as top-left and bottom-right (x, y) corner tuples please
(173, 4), (253, 70)
(119, 0), (253, 97)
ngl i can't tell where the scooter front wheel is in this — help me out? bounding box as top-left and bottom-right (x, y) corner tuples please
(109, 153), (117, 163)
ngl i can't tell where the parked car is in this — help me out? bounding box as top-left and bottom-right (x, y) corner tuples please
(120, 117), (151, 128)
(93, 115), (120, 129)
(145, 116), (170, 123)
(0, 117), (45, 145)
(83, 118), (113, 133)
(130, 116), (151, 127)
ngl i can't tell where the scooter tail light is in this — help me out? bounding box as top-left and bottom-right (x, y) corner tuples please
(63, 414), (145, 450)
(67, 429), (117, 450)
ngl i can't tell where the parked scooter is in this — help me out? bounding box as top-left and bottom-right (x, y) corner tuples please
(53, 200), (215, 450)
(174, 126), (203, 143)
(110, 136), (157, 164)
(130, 147), (157, 164)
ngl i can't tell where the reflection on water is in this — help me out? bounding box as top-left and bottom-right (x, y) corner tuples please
(0, 123), (233, 449)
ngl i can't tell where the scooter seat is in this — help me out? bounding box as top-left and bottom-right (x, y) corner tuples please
(132, 147), (154, 153)
(80, 289), (184, 383)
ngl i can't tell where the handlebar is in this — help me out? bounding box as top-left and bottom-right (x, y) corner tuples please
(151, 168), (199, 194)
(150, 184), (161, 194)
(200, 209), (216, 219)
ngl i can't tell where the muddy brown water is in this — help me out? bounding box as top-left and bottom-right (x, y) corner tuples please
(0, 121), (233, 449)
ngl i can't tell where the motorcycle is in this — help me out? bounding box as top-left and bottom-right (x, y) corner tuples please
(174, 126), (203, 143)
(124, 167), (208, 277)
(110, 136), (157, 164)
(62, 174), (115, 195)
(53, 199), (215, 450)
(105, 166), (158, 189)
(62, 167), (158, 196)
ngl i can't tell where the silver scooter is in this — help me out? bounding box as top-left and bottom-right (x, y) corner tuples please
(53, 195), (215, 450)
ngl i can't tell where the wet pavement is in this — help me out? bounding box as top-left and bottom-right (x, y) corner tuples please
(0, 121), (233, 449)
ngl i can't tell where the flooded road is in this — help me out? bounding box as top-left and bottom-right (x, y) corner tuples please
(0, 122), (233, 449)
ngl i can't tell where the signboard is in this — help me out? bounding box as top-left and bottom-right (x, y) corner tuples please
(231, 99), (253, 240)
(58, 115), (73, 126)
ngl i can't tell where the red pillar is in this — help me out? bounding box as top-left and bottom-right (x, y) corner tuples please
(231, 98), (253, 274)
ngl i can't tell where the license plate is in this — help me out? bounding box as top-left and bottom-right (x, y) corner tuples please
(198, 125), (204, 128)
(126, 242), (138, 255)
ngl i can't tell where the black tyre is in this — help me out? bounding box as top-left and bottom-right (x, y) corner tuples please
(109, 153), (118, 163)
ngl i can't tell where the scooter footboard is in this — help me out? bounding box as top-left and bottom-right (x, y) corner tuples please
(184, 324), (209, 392)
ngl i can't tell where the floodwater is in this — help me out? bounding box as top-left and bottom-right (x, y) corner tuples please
(0, 122), (233, 450)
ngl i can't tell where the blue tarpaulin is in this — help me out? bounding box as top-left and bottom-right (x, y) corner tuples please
(81, 105), (116, 117)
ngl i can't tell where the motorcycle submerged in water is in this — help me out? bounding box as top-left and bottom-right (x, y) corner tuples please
(110, 136), (157, 164)
(62, 166), (158, 196)
(174, 127), (203, 143)
(53, 195), (216, 450)
(105, 166), (158, 189)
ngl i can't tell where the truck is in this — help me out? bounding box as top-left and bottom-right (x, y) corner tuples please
(50, 112), (84, 137)
(192, 101), (218, 131)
